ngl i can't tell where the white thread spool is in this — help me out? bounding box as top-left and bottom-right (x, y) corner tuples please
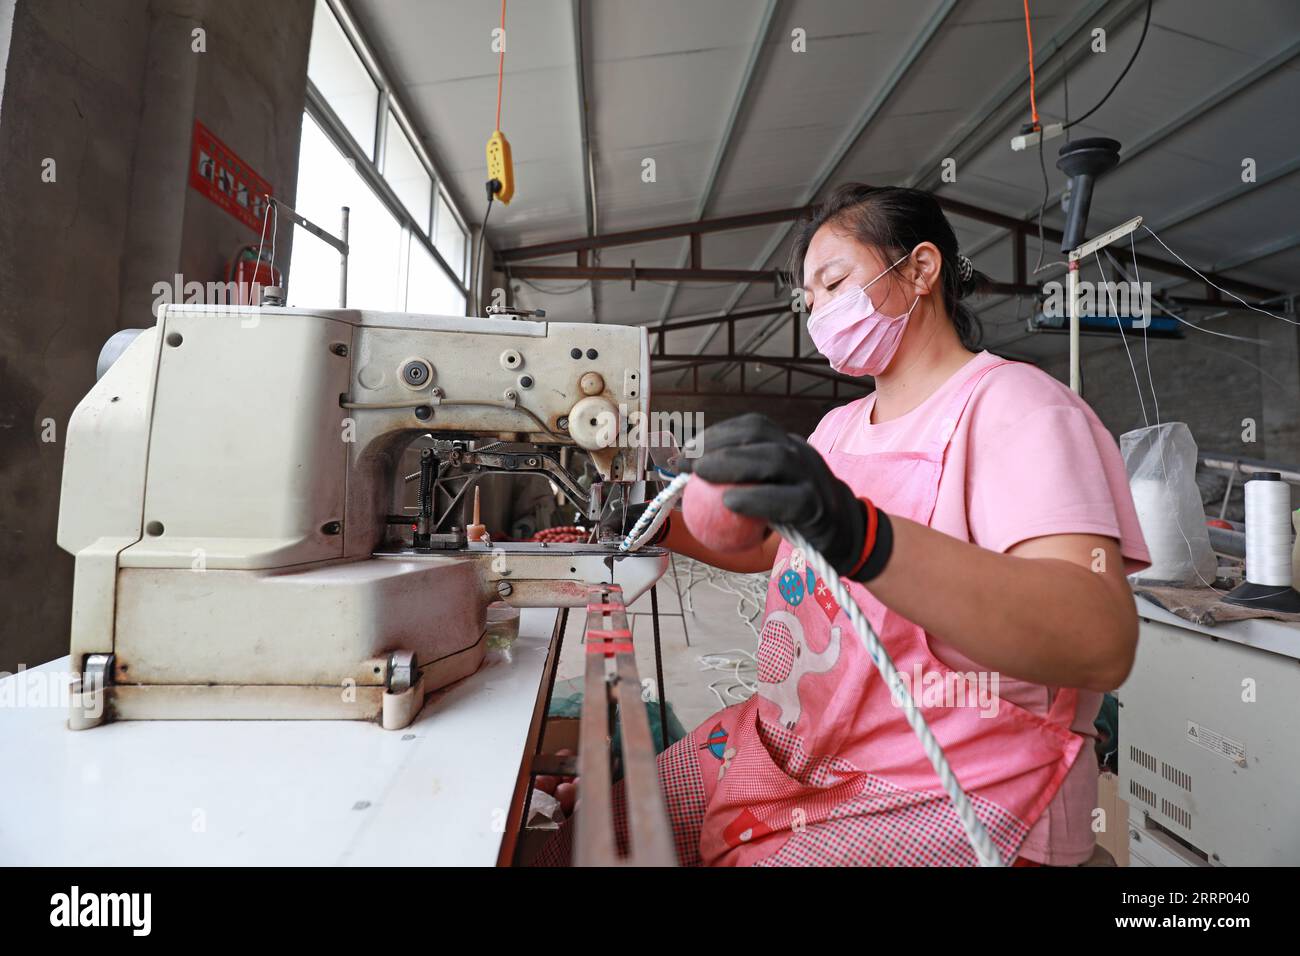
(1243, 473), (1294, 587)
(1129, 476), (1217, 586)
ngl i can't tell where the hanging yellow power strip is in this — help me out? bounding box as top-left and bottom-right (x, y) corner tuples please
(486, 129), (514, 204)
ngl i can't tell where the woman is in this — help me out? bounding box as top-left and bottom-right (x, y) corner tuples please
(550, 185), (1149, 867)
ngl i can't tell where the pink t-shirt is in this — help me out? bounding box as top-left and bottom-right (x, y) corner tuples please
(807, 350), (1149, 865)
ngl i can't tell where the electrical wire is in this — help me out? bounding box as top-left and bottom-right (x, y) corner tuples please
(622, 475), (1005, 867)
(1022, 0), (1066, 277)
(1063, 0), (1153, 130)
(1062, 40), (1071, 143)
(1032, 134), (1050, 274)
(495, 0), (506, 131)
(516, 276), (592, 296)
(1022, 0), (1039, 129)
(472, 194), (495, 315)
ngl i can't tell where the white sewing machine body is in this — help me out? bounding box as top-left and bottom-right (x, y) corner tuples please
(57, 304), (666, 730)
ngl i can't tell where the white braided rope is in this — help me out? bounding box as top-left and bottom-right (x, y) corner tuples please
(619, 472), (690, 553)
(621, 474), (1004, 867)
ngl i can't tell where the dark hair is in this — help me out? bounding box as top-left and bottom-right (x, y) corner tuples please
(789, 184), (990, 350)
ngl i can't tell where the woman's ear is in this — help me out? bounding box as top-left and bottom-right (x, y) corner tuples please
(909, 242), (943, 295)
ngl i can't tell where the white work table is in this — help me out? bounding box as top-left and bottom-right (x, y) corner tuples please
(1134, 595), (1300, 661)
(0, 608), (559, 866)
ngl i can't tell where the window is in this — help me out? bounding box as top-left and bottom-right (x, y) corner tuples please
(383, 109), (432, 231)
(406, 234), (467, 316)
(434, 191), (467, 282)
(307, 0), (379, 157)
(288, 113), (402, 311)
(295, 0), (470, 315)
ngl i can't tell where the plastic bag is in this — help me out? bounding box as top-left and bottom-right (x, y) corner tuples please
(1121, 422), (1217, 586)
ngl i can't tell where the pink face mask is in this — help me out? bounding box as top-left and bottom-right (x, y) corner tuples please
(806, 252), (919, 377)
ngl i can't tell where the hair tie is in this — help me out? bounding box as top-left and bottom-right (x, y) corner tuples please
(957, 254), (974, 283)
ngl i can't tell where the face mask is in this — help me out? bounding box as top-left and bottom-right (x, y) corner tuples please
(806, 252), (920, 376)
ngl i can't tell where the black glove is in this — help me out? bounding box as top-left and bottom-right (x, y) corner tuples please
(680, 413), (892, 580)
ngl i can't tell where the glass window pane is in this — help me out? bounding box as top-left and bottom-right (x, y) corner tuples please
(407, 235), (467, 316)
(434, 192), (467, 282)
(307, 0), (378, 157)
(383, 110), (432, 230)
(288, 112), (403, 312)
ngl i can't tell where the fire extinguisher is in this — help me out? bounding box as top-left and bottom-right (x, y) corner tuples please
(226, 243), (282, 305)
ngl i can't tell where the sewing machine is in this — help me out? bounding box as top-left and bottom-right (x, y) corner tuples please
(57, 303), (668, 732)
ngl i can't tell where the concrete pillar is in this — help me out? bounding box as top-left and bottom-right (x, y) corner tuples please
(0, 0), (314, 672)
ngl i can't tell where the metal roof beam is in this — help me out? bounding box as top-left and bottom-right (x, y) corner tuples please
(496, 205), (808, 261)
(686, 0), (964, 385)
(960, 37), (1300, 263)
(908, 0), (1123, 193)
(1050, 37), (1300, 221)
(654, 0), (786, 325)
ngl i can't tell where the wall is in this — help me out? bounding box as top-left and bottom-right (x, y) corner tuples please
(0, 0), (314, 672)
(1039, 314), (1273, 457)
(1038, 312), (1300, 519)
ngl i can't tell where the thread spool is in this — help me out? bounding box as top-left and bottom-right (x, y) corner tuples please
(1129, 476), (1216, 586)
(1244, 474), (1293, 585)
(1224, 472), (1300, 612)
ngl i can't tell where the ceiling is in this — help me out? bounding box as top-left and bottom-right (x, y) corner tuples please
(346, 0), (1300, 398)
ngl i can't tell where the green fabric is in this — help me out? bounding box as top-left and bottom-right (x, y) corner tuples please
(549, 685), (686, 761)
(1094, 692), (1119, 773)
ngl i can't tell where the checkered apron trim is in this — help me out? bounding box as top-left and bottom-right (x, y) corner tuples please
(530, 730), (709, 867)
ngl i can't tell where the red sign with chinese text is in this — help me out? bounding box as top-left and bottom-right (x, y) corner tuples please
(189, 120), (273, 232)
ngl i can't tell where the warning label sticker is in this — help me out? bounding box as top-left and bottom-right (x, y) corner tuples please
(189, 120), (273, 232)
(1186, 719), (1247, 765)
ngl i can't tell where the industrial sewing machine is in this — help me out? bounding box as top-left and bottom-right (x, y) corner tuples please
(57, 304), (669, 732)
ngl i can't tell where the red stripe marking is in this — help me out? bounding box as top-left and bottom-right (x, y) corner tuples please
(586, 628), (631, 639)
(586, 641), (635, 656)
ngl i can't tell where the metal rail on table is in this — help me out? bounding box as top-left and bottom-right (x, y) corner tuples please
(574, 583), (676, 867)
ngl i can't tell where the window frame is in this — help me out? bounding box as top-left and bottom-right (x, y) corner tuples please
(303, 0), (470, 305)
(306, 0), (382, 165)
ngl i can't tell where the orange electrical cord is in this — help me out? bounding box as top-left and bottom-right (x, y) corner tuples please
(1022, 0), (1039, 129)
(495, 0), (506, 130)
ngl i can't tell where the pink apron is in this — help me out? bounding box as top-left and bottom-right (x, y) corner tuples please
(683, 358), (1084, 866)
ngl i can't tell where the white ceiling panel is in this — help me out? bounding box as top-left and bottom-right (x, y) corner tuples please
(338, 0), (1297, 363)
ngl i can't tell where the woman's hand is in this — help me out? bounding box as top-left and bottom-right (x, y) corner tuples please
(680, 413), (867, 574)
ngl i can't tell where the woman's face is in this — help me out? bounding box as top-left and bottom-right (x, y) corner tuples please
(801, 225), (919, 320)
